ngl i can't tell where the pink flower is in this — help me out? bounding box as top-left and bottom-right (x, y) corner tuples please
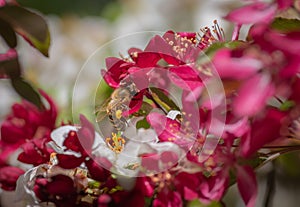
(276, 0), (294, 10)
(50, 115), (104, 170)
(236, 165), (257, 207)
(50, 115), (114, 184)
(290, 77), (300, 104)
(232, 74), (274, 117)
(169, 65), (204, 91)
(18, 138), (53, 166)
(198, 20), (225, 49)
(153, 190), (182, 207)
(0, 90), (57, 164)
(198, 171), (229, 203)
(147, 112), (195, 150)
(240, 107), (287, 157)
(186, 133), (258, 206)
(101, 57), (134, 88)
(212, 48), (262, 80)
(0, 166), (24, 191)
(225, 2), (277, 25)
(85, 157), (112, 182)
(34, 174), (77, 207)
(0, 0), (5, 6)
(249, 23), (300, 78)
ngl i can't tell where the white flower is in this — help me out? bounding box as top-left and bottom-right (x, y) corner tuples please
(48, 124), (183, 190)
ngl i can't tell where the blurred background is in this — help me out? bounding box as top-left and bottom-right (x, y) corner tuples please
(1, 0), (300, 206)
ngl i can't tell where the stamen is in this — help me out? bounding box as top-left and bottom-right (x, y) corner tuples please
(106, 133), (126, 154)
(49, 152), (58, 165)
(150, 171), (173, 192)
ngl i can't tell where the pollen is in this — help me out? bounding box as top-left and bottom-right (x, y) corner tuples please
(150, 171), (173, 192)
(49, 152), (58, 165)
(106, 133), (126, 154)
(115, 109), (123, 119)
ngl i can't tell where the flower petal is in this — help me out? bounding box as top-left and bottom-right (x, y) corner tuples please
(213, 48), (262, 80)
(236, 165), (257, 207)
(233, 74), (274, 117)
(225, 2), (276, 25)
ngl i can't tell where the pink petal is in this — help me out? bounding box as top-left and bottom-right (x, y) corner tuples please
(276, 0), (293, 10)
(127, 67), (151, 90)
(128, 48), (161, 68)
(240, 108), (286, 157)
(290, 77), (300, 104)
(63, 131), (81, 152)
(57, 154), (85, 169)
(225, 2), (276, 25)
(78, 115), (95, 151)
(39, 89), (58, 128)
(236, 165), (257, 207)
(147, 112), (168, 136)
(0, 166), (24, 191)
(0, 49), (17, 62)
(0, 0), (5, 6)
(280, 57), (300, 78)
(213, 49), (262, 80)
(160, 151), (178, 165)
(233, 74), (274, 117)
(266, 31), (300, 56)
(224, 117), (250, 137)
(141, 153), (160, 171)
(46, 174), (76, 195)
(184, 186), (198, 201)
(169, 65), (203, 90)
(85, 157), (112, 182)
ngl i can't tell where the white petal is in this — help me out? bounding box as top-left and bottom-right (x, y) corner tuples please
(50, 125), (77, 148)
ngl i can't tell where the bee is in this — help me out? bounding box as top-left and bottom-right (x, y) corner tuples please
(95, 80), (139, 132)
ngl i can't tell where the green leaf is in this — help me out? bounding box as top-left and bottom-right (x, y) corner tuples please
(136, 117), (150, 129)
(0, 5), (50, 56)
(144, 197), (153, 207)
(238, 154), (265, 169)
(187, 200), (222, 207)
(0, 18), (17, 48)
(133, 101), (153, 117)
(150, 87), (180, 112)
(205, 40), (246, 57)
(279, 100), (295, 111)
(271, 17), (300, 33)
(11, 77), (43, 109)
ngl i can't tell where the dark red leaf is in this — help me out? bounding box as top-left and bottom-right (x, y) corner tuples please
(0, 18), (16, 48)
(0, 5), (50, 56)
(11, 77), (43, 110)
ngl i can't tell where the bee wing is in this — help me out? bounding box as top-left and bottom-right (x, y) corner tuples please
(95, 98), (110, 122)
(95, 111), (108, 122)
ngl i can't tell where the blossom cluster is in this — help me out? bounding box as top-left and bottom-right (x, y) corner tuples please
(1, 0), (300, 207)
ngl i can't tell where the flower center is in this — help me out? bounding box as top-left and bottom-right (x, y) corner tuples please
(150, 171), (173, 192)
(106, 133), (126, 154)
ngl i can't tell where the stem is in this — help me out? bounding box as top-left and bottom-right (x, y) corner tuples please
(264, 164), (276, 207)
